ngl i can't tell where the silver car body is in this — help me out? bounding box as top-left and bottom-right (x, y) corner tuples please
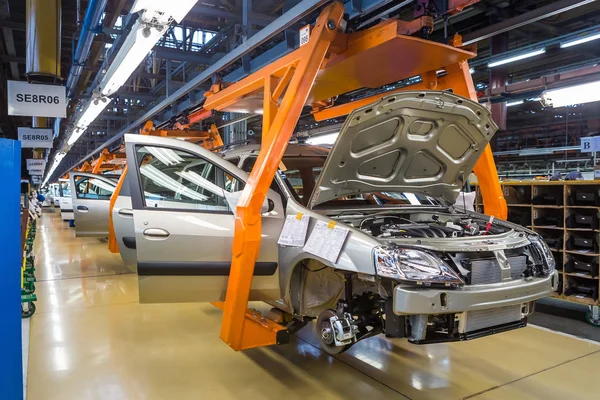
(58, 179), (74, 220)
(69, 172), (118, 237)
(116, 91), (556, 344)
(123, 134), (284, 303)
(111, 173), (137, 272)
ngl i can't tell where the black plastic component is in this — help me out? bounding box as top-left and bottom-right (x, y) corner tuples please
(567, 214), (599, 229)
(542, 235), (563, 249)
(384, 298), (405, 338)
(567, 236), (597, 252)
(566, 257), (599, 277)
(534, 215), (563, 227)
(533, 194), (563, 206)
(408, 319), (527, 344)
(122, 236), (136, 249)
(569, 189), (599, 206)
(276, 330), (291, 345)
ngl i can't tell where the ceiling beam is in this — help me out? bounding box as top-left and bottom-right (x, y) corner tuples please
(64, 0), (329, 175)
(462, 0), (598, 45)
(153, 47), (213, 64)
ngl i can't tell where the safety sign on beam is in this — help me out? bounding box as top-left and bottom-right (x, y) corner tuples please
(18, 128), (53, 148)
(7, 81), (66, 118)
(26, 159), (46, 170)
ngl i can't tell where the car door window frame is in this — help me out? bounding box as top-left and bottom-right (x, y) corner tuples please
(128, 143), (246, 215)
(73, 175), (116, 200)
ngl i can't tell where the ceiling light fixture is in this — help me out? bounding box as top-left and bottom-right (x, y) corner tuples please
(306, 132), (339, 145)
(488, 48), (546, 68)
(45, 0), (198, 184)
(67, 96), (112, 145)
(560, 32), (600, 48)
(542, 80), (600, 108)
(506, 100), (524, 107)
(99, 0), (198, 96)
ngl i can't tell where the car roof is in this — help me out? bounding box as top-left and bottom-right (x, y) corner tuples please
(220, 143), (329, 159)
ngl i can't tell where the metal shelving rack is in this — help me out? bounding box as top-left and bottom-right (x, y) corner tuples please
(473, 180), (600, 326)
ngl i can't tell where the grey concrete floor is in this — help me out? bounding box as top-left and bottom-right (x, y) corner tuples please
(529, 298), (600, 342)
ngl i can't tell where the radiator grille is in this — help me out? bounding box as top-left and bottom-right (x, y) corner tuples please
(466, 305), (522, 332)
(470, 256), (527, 285)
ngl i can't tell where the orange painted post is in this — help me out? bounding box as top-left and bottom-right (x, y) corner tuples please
(444, 61), (507, 220)
(220, 2), (345, 350)
(91, 149), (109, 174)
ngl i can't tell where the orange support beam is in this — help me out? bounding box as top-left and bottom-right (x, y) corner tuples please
(219, 1), (345, 351)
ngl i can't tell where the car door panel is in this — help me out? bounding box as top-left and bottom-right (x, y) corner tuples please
(111, 173), (137, 272)
(125, 134), (284, 304)
(58, 179), (74, 220)
(70, 173), (117, 237)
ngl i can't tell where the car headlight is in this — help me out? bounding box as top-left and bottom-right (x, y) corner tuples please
(530, 236), (556, 272)
(373, 246), (464, 286)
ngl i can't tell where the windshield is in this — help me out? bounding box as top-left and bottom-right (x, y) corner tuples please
(60, 182), (71, 197)
(241, 155), (442, 207)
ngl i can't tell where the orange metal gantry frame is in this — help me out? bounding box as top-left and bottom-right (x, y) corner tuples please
(93, 1), (504, 351)
(161, 1), (507, 351)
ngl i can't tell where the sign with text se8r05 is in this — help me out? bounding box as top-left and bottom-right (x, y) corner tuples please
(7, 80), (66, 118)
(18, 128), (53, 148)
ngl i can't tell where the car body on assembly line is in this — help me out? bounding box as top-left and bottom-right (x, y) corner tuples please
(108, 91), (557, 354)
(58, 179), (74, 221)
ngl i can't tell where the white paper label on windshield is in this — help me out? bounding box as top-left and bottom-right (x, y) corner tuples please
(303, 220), (349, 264)
(278, 213), (310, 247)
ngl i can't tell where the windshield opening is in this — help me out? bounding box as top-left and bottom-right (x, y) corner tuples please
(60, 182), (71, 197)
(241, 155), (442, 207)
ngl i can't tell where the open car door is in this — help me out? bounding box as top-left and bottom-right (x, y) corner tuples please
(124, 134), (285, 303)
(69, 172), (117, 237)
(111, 173), (137, 272)
(58, 179), (74, 221)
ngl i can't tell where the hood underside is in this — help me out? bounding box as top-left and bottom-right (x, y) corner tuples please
(308, 91), (498, 208)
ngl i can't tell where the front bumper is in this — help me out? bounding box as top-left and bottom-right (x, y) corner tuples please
(393, 270), (559, 315)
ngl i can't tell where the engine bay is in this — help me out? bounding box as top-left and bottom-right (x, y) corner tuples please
(336, 211), (513, 239)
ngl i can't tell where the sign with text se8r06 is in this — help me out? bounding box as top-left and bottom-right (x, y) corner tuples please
(18, 128), (53, 148)
(7, 80), (66, 118)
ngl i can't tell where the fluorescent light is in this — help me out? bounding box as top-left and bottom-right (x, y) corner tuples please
(542, 80), (600, 108)
(99, 1), (197, 96)
(306, 132), (339, 145)
(469, 68), (475, 74)
(66, 97), (112, 145)
(99, 20), (169, 96)
(560, 32), (600, 48)
(43, 152), (67, 185)
(488, 48), (546, 68)
(77, 97), (112, 128)
(132, 0), (198, 23)
(506, 100), (524, 107)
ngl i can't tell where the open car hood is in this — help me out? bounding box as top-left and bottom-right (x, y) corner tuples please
(308, 91), (498, 208)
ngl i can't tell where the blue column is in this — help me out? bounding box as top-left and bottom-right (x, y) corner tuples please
(0, 138), (23, 400)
